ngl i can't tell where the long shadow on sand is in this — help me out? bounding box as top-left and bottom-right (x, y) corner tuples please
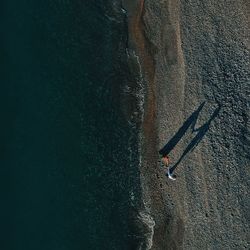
(159, 102), (206, 157)
(159, 102), (221, 173)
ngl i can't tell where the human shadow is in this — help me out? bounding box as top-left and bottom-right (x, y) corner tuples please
(159, 101), (206, 157)
(170, 104), (221, 173)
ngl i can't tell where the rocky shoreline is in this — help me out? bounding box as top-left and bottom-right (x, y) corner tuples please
(123, 0), (186, 249)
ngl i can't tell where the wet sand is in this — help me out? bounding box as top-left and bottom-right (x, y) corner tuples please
(124, 0), (184, 248)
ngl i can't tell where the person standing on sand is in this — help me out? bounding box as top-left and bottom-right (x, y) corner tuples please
(161, 155), (176, 181)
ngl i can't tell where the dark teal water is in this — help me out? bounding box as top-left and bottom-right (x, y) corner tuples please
(1, 1), (141, 249)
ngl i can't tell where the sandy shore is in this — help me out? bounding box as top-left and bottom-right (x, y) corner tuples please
(123, 0), (184, 249)
(124, 0), (250, 249)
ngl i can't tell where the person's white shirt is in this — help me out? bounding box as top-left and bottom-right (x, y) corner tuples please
(167, 168), (176, 180)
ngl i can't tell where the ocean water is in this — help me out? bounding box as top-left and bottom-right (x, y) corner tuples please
(1, 1), (142, 249)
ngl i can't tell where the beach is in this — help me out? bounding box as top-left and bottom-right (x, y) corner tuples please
(1, 0), (249, 249)
(124, 0), (250, 249)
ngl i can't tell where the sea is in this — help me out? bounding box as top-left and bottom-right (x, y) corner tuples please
(0, 1), (144, 249)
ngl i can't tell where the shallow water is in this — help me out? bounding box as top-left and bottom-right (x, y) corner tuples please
(0, 1), (142, 249)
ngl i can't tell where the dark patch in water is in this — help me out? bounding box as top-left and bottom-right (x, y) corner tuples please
(0, 1), (142, 249)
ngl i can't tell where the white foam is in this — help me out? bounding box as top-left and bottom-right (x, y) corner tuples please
(137, 211), (155, 250)
(126, 48), (156, 249)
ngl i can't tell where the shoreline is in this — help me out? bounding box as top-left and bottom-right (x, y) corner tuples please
(122, 1), (158, 248)
(123, 1), (168, 249)
(123, 0), (186, 249)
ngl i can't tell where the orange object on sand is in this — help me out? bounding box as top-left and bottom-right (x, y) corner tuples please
(162, 155), (170, 166)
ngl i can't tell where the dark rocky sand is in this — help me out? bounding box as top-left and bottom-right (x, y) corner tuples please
(123, 0), (250, 249)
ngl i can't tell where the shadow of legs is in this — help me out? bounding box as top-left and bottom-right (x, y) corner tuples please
(159, 102), (205, 156)
(170, 105), (221, 172)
